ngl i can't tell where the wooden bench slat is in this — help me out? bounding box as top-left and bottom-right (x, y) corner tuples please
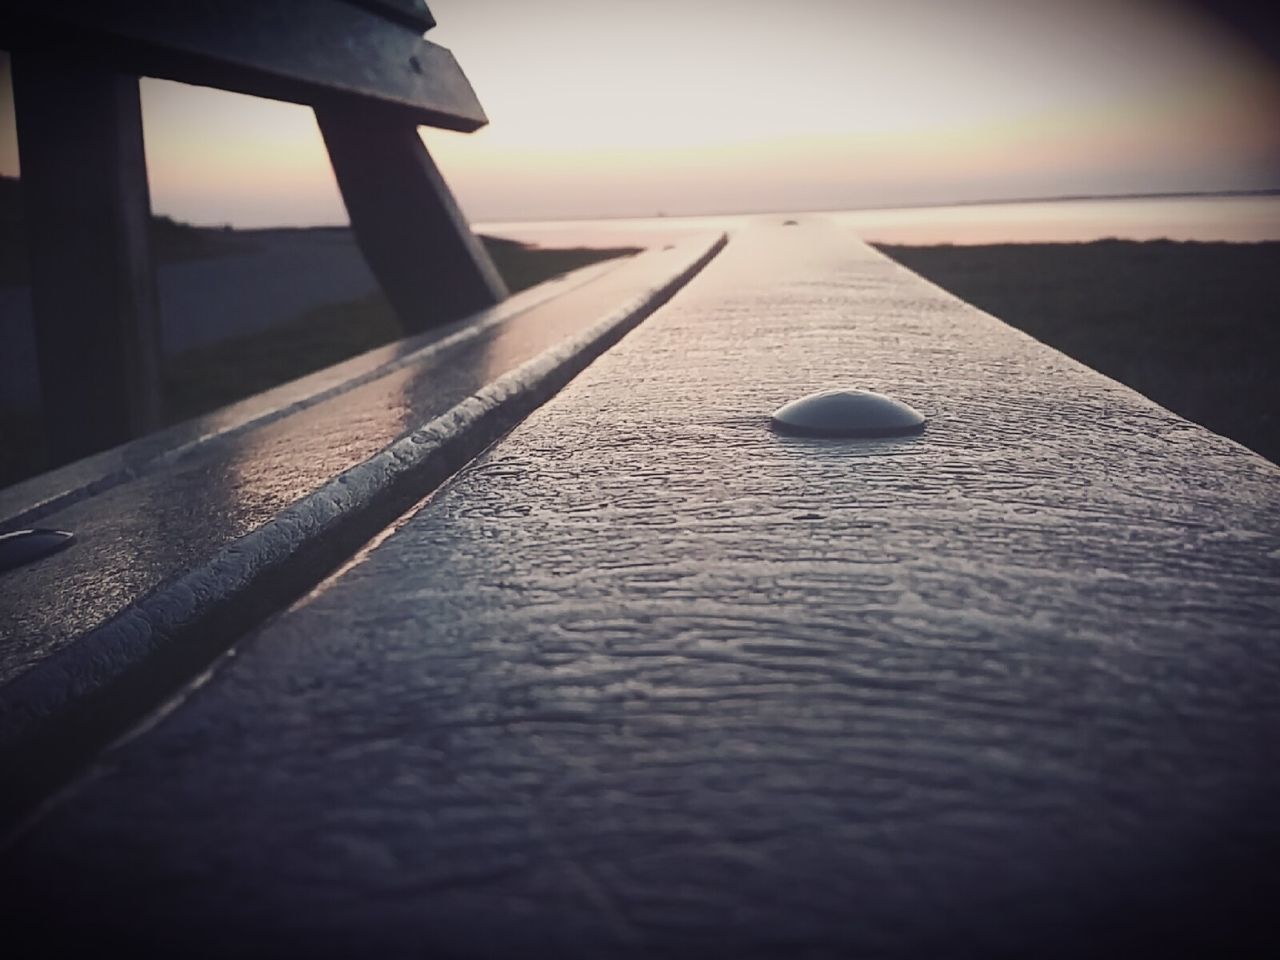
(5, 224), (1276, 953)
(0, 0), (485, 131)
(0, 237), (725, 819)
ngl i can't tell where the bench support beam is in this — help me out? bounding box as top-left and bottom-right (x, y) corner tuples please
(316, 105), (507, 333)
(11, 55), (163, 465)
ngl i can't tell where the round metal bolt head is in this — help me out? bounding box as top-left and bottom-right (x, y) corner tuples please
(771, 388), (926, 438)
(0, 528), (75, 572)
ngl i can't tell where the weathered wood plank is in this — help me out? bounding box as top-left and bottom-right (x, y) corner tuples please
(0, 237), (725, 827)
(10, 54), (163, 465)
(6, 224), (1275, 954)
(316, 103), (508, 331)
(0, 0), (484, 131)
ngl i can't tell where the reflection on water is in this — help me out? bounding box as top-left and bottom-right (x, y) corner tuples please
(479, 194), (1280, 248)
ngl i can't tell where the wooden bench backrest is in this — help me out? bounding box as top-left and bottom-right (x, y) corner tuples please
(1, 1), (506, 465)
(1, 1), (482, 130)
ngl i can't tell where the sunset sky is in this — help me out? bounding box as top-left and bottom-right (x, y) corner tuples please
(1, 0), (1278, 226)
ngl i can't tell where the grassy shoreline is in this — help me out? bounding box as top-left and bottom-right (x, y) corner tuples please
(875, 239), (1280, 464)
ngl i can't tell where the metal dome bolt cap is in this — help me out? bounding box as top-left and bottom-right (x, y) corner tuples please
(0, 528), (75, 572)
(771, 388), (926, 438)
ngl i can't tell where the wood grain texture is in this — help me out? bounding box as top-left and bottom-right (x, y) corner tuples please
(0, 238), (724, 826)
(0, 259), (624, 531)
(5, 224), (1278, 956)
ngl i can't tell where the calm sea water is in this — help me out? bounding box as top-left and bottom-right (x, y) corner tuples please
(477, 194), (1280, 248)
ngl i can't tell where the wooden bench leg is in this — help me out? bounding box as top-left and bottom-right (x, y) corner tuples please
(11, 55), (163, 466)
(315, 103), (507, 333)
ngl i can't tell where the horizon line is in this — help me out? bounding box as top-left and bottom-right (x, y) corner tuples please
(225, 186), (1280, 231)
(4, 173), (1270, 231)
(474, 187), (1280, 228)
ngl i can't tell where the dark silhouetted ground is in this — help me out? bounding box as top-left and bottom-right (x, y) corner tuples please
(876, 240), (1280, 464)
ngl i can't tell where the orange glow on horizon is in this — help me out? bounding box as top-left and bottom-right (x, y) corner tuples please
(1, 0), (1276, 226)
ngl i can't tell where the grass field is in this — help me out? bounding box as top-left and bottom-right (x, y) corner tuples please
(876, 240), (1280, 464)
